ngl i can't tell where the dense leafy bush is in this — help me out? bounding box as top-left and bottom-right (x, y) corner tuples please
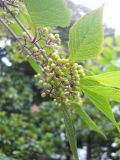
(0, 102), (65, 159)
(0, 152), (16, 160)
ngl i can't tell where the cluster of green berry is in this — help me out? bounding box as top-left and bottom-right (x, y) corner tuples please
(23, 28), (85, 106)
(40, 59), (85, 106)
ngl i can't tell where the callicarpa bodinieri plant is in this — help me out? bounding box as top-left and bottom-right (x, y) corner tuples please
(0, 0), (120, 159)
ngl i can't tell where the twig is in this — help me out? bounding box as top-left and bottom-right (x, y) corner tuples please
(0, 18), (44, 73)
(4, 5), (48, 60)
(5, 5), (32, 39)
(0, 18), (18, 40)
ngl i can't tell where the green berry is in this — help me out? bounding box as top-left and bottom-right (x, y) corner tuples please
(66, 63), (70, 67)
(80, 72), (85, 77)
(53, 99), (57, 102)
(56, 38), (61, 44)
(62, 67), (67, 72)
(60, 77), (65, 82)
(22, 32), (27, 37)
(38, 61), (43, 65)
(78, 65), (82, 69)
(33, 47), (38, 53)
(79, 69), (84, 74)
(58, 103), (61, 107)
(47, 77), (52, 82)
(75, 81), (79, 86)
(44, 66), (49, 71)
(51, 80), (54, 85)
(52, 52), (59, 59)
(62, 59), (66, 63)
(75, 74), (80, 79)
(72, 70), (78, 75)
(42, 49), (46, 54)
(43, 82), (48, 88)
(50, 94), (53, 98)
(55, 34), (60, 39)
(34, 74), (40, 78)
(48, 33), (55, 40)
(39, 80), (43, 85)
(67, 75), (71, 80)
(58, 88), (63, 93)
(58, 71), (64, 76)
(41, 92), (46, 98)
(57, 58), (63, 64)
(73, 86), (79, 91)
(43, 27), (48, 33)
(72, 63), (78, 70)
(39, 55), (44, 60)
(53, 44), (59, 50)
(54, 66), (59, 72)
(48, 58), (53, 64)
(51, 63), (56, 69)
(49, 73), (54, 78)
(64, 79), (69, 85)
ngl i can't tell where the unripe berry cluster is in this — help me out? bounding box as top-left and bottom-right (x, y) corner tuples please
(40, 59), (85, 106)
(23, 28), (85, 106)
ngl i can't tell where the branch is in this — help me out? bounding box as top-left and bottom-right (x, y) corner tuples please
(5, 5), (32, 39)
(4, 5), (48, 60)
(0, 18), (44, 73)
(0, 18), (18, 41)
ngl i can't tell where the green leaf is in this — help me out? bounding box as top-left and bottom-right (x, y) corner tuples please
(24, 0), (71, 27)
(81, 88), (120, 132)
(28, 57), (42, 74)
(71, 103), (105, 138)
(9, 22), (23, 36)
(80, 77), (100, 86)
(85, 71), (120, 88)
(61, 105), (79, 160)
(9, 11), (35, 36)
(69, 6), (104, 61)
(83, 85), (120, 102)
(80, 77), (120, 102)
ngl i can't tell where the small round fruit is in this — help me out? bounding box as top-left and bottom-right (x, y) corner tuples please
(41, 92), (46, 98)
(48, 33), (55, 40)
(51, 63), (56, 69)
(33, 47), (38, 53)
(22, 32), (27, 37)
(43, 27), (48, 33)
(48, 58), (53, 64)
(42, 49), (46, 54)
(55, 34), (60, 39)
(39, 80), (43, 85)
(43, 82), (48, 88)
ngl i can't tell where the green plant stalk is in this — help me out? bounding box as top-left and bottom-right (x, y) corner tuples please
(61, 105), (79, 160)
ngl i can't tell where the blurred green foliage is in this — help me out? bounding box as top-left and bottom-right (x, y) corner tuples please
(0, 152), (16, 160)
(0, 102), (65, 159)
(0, 61), (67, 159)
